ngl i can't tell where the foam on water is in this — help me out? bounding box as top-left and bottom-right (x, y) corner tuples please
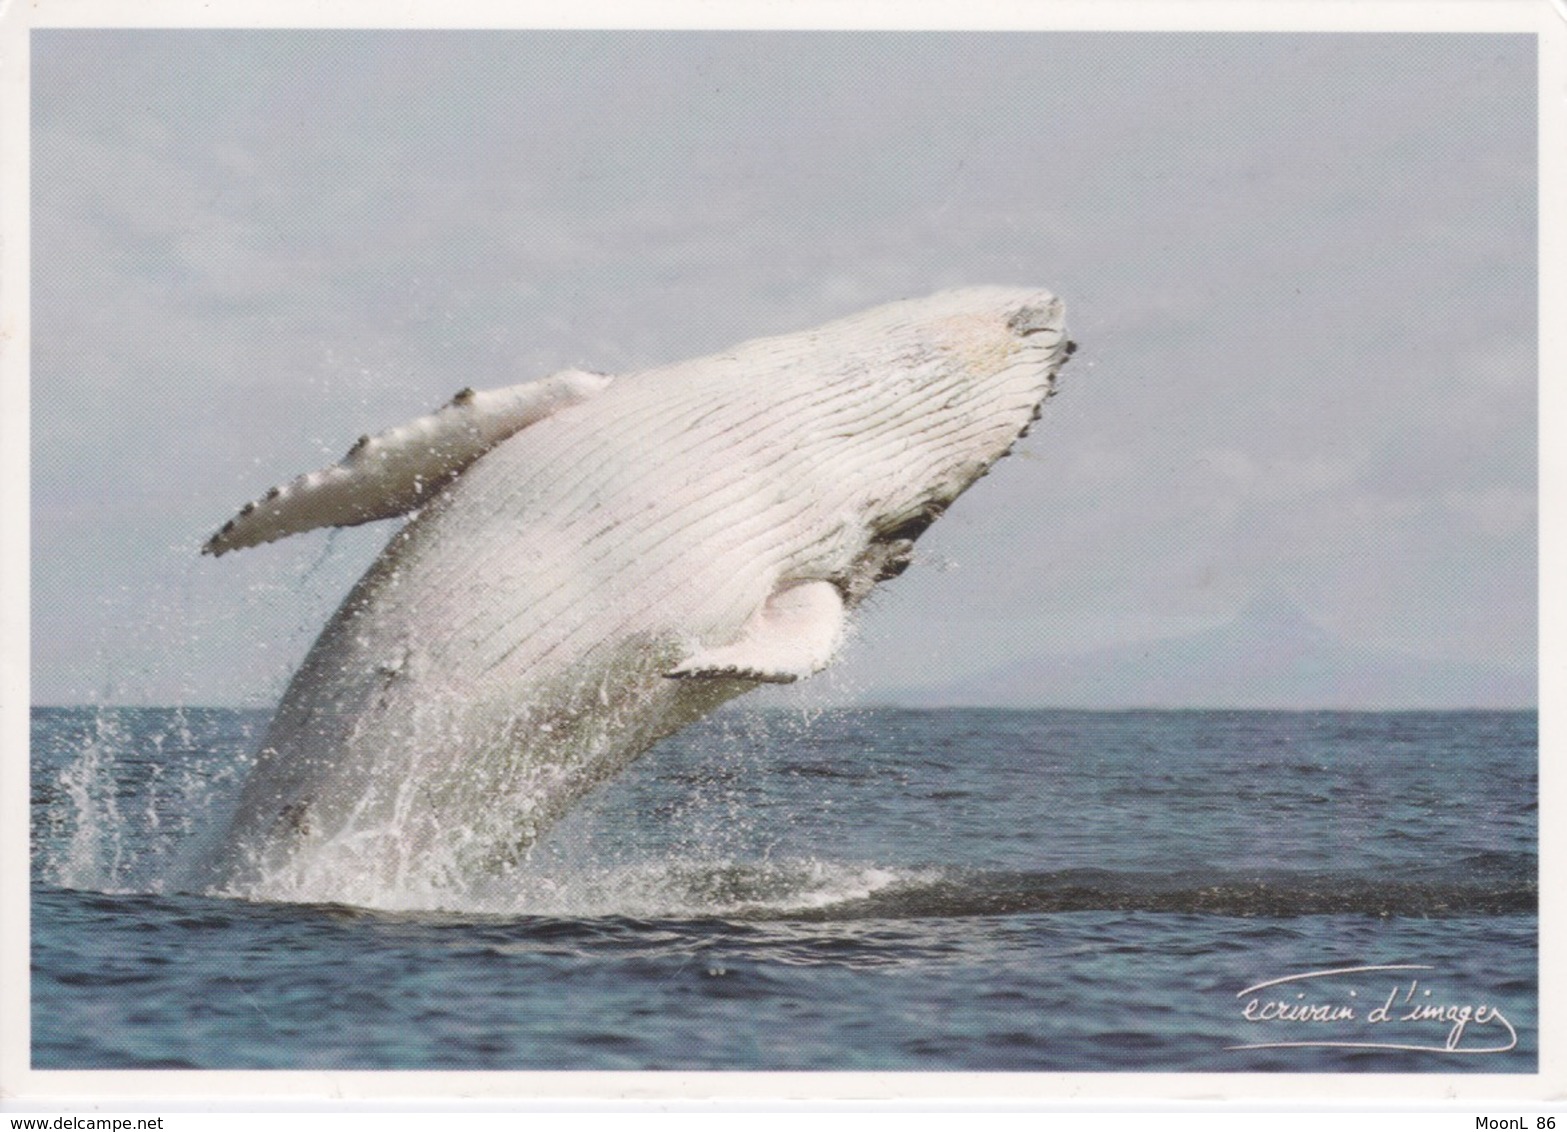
(43, 732), (916, 916)
(42, 728), (1535, 922)
(457, 858), (918, 919)
(51, 709), (127, 890)
(35, 707), (258, 897)
(34, 706), (1539, 922)
(35, 704), (914, 917)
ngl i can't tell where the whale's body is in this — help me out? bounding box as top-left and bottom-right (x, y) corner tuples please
(196, 287), (1071, 905)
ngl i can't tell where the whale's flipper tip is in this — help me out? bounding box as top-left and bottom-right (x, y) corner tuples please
(665, 578), (846, 684)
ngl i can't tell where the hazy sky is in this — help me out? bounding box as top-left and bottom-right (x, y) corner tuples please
(31, 29), (1536, 706)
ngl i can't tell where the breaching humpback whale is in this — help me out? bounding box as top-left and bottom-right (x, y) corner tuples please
(194, 287), (1072, 905)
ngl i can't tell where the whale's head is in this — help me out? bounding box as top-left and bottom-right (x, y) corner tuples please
(807, 286), (1072, 600)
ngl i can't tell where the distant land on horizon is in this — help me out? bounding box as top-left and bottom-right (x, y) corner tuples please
(870, 595), (1536, 711)
(31, 598), (1536, 714)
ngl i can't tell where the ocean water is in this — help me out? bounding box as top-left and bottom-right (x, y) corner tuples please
(30, 706), (1537, 1072)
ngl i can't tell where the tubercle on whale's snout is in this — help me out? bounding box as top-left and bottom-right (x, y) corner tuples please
(1005, 295), (1067, 339)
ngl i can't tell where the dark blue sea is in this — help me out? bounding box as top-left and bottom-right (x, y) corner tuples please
(30, 706), (1536, 1072)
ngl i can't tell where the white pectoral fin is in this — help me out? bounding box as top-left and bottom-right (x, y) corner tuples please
(203, 368), (612, 556)
(666, 580), (847, 684)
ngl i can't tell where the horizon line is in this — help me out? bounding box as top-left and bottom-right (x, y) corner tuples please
(27, 701), (1541, 714)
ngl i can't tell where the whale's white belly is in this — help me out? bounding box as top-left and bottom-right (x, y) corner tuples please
(195, 287), (1072, 905)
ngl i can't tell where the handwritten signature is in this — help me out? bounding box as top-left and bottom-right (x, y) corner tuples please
(1230, 964), (1518, 1054)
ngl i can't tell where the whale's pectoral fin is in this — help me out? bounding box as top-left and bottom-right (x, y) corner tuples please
(665, 580), (846, 684)
(202, 368), (613, 556)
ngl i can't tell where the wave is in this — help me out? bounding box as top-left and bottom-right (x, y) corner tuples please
(118, 851), (1534, 920)
(772, 858), (1537, 922)
(30, 707), (1535, 921)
